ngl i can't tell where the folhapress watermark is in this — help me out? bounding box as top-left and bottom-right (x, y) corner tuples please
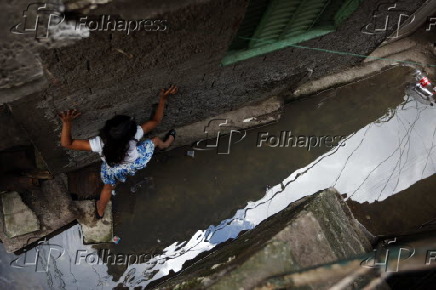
(192, 120), (347, 155)
(256, 131), (346, 151)
(10, 240), (65, 272)
(10, 3), (65, 40)
(75, 249), (159, 267)
(427, 17), (436, 31)
(193, 119), (247, 155)
(10, 241), (159, 272)
(359, 238), (436, 272)
(362, 2), (415, 39)
(75, 15), (167, 35)
(361, 238), (415, 272)
(11, 2), (168, 40)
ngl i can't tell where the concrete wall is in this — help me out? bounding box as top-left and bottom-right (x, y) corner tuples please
(153, 188), (374, 289)
(1, 0), (428, 172)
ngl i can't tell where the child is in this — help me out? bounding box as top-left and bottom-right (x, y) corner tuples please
(59, 85), (178, 218)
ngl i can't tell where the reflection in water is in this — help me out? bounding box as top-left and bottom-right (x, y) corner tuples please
(0, 225), (111, 289)
(1, 94), (435, 288)
(115, 95), (436, 287)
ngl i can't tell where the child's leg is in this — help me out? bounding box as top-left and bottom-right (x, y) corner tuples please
(96, 184), (114, 217)
(152, 135), (174, 150)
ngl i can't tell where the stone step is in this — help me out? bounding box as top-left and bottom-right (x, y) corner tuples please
(1, 191), (40, 238)
(75, 200), (113, 244)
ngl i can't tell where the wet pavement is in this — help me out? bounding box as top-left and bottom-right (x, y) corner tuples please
(0, 65), (435, 289)
(112, 66), (412, 254)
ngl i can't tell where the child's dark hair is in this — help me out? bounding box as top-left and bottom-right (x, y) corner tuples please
(100, 115), (137, 167)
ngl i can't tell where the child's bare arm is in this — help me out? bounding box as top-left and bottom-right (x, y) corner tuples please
(59, 110), (92, 151)
(141, 85), (178, 133)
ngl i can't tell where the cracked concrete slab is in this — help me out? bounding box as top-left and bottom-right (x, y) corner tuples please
(1, 191), (40, 238)
(76, 201), (113, 244)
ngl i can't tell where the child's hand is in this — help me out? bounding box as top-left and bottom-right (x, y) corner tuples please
(159, 85), (178, 100)
(58, 109), (81, 122)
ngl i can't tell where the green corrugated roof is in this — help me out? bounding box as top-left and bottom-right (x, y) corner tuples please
(224, 0), (363, 65)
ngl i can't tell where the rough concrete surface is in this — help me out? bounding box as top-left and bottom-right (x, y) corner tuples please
(76, 200), (113, 243)
(160, 95), (283, 148)
(154, 188), (373, 289)
(293, 37), (436, 98)
(0, 0), (50, 100)
(0, 176), (78, 253)
(1, 191), (40, 238)
(0, 106), (31, 151)
(2, 0), (428, 173)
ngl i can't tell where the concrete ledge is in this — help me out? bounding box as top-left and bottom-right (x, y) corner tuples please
(292, 39), (435, 98)
(364, 38), (418, 63)
(76, 201), (113, 244)
(163, 95), (283, 148)
(155, 188), (374, 289)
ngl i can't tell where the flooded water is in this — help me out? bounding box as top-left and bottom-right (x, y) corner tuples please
(1, 65), (435, 289)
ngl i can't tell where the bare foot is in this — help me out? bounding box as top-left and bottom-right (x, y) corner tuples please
(96, 200), (104, 218)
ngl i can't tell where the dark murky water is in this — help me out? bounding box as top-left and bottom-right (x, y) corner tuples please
(1, 65), (435, 289)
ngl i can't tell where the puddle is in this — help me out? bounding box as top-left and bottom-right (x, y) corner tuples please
(1, 66), (435, 288)
(348, 174), (436, 235)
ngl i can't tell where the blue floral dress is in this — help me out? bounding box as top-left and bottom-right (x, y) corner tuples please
(100, 139), (155, 185)
(88, 126), (155, 185)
